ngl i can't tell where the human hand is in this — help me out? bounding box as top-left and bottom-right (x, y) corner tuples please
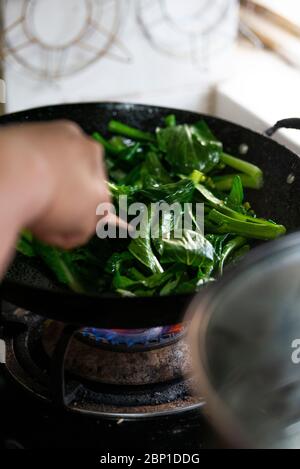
(0, 120), (109, 249)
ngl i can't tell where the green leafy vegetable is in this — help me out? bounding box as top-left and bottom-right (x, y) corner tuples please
(218, 236), (247, 275)
(157, 121), (222, 174)
(140, 152), (172, 187)
(108, 120), (155, 142)
(17, 230), (35, 257)
(128, 208), (163, 274)
(212, 173), (262, 190)
(155, 229), (215, 267)
(17, 115), (286, 297)
(208, 209), (286, 240)
(164, 114), (176, 127)
(33, 241), (84, 293)
(139, 180), (195, 204)
(92, 131), (119, 154)
(220, 152), (263, 189)
(228, 175), (244, 208)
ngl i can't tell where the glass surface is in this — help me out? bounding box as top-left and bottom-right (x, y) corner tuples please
(199, 235), (300, 448)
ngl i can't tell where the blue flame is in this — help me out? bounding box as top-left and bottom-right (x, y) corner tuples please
(80, 326), (181, 347)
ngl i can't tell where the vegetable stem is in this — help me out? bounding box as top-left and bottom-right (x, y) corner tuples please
(164, 114), (176, 127)
(92, 132), (119, 154)
(221, 152), (263, 188)
(195, 183), (277, 226)
(213, 173), (263, 190)
(209, 209), (286, 240)
(108, 120), (155, 142)
(219, 236), (247, 274)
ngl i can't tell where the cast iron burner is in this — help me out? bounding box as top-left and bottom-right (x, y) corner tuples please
(0, 306), (204, 419)
(43, 321), (191, 385)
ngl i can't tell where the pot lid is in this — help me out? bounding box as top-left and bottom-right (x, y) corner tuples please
(189, 232), (300, 449)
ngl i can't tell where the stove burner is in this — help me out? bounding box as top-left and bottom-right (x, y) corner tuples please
(80, 324), (184, 351)
(1, 307), (204, 419)
(43, 321), (191, 385)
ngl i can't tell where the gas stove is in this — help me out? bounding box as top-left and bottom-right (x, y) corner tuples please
(0, 301), (222, 450)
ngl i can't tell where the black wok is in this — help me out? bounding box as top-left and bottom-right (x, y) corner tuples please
(1, 102), (300, 329)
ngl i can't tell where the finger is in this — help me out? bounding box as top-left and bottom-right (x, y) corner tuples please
(97, 212), (130, 231)
(35, 231), (93, 250)
(56, 120), (83, 136)
(86, 137), (106, 173)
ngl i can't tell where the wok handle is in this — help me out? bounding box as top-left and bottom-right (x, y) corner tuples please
(265, 118), (300, 137)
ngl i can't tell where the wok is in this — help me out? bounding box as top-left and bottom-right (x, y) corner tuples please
(1, 102), (300, 329)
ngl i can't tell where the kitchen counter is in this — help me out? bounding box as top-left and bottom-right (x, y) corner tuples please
(215, 40), (300, 155)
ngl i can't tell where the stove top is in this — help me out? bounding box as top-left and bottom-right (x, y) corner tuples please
(0, 375), (220, 450)
(0, 302), (223, 450)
